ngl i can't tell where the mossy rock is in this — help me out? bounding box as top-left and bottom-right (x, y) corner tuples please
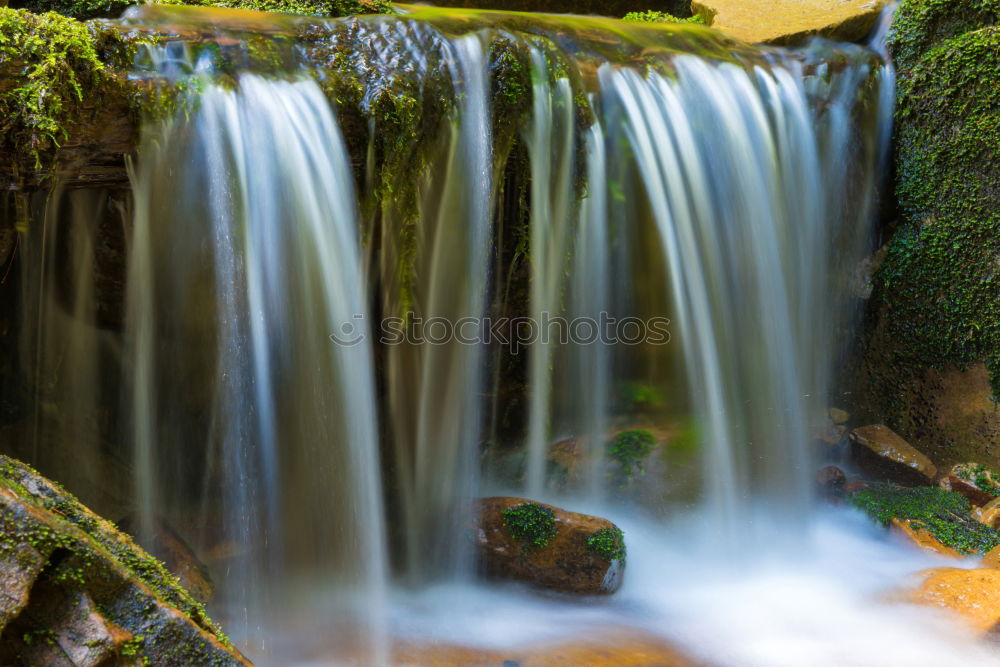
(849, 482), (1000, 555)
(9, 0), (392, 21)
(477, 497), (625, 594)
(887, 0), (999, 72)
(859, 0), (999, 466)
(0, 455), (248, 665)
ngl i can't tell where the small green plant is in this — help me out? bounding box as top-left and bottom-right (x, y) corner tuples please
(623, 10), (705, 25)
(619, 381), (666, 412)
(849, 483), (1000, 555)
(503, 502), (556, 550)
(586, 526), (626, 563)
(607, 429), (657, 478)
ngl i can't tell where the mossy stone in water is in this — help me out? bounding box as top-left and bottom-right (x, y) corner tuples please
(849, 483), (1000, 555)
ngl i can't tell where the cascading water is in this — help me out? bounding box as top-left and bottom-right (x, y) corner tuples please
(127, 68), (387, 661)
(6, 3), (1000, 665)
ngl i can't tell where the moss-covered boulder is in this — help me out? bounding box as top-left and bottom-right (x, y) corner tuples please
(476, 497), (625, 594)
(859, 0), (1000, 468)
(849, 482), (1000, 555)
(0, 455), (250, 665)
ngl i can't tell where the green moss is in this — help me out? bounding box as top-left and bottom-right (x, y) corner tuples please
(503, 502), (556, 550)
(12, 0), (392, 21)
(607, 429), (657, 477)
(0, 456), (231, 647)
(887, 0), (999, 72)
(955, 463), (1000, 497)
(586, 526), (626, 563)
(0, 7), (108, 168)
(873, 12), (1000, 398)
(623, 10), (704, 25)
(848, 483), (1000, 554)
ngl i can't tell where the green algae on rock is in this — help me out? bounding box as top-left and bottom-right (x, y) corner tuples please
(0, 455), (247, 665)
(849, 482), (1000, 555)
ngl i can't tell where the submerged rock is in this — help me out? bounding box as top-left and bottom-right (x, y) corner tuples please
(395, 628), (696, 667)
(910, 567), (1000, 634)
(815, 465), (847, 495)
(476, 497), (625, 595)
(0, 455), (249, 665)
(691, 0), (885, 45)
(848, 424), (937, 485)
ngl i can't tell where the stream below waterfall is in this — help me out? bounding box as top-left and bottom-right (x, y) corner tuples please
(7, 2), (1000, 665)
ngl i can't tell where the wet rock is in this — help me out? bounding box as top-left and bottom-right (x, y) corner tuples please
(117, 515), (215, 604)
(890, 519), (962, 559)
(848, 424), (936, 485)
(476, 497), (625, 595)
(815, 465), (846, 494)
(984, 545), (1000, 569)
(828, 407), (850, 425)
(910, 567), (1000, 634)
(941, 463), (1000, 507)
(394, 628), (696, 667)
(980, 498), (1000, 530)
(691, 0), (885, 45)
(0, 455), (249, 665)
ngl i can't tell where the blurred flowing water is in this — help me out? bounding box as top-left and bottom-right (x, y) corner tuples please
(7, 4), (996, 666)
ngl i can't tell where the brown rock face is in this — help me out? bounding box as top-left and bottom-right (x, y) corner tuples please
(0, 456), (249, 666)
(476, 497), (624, 595)
(857, 362), (1000, 473)
(848, 424), (937, 485)
(910, 567), (1000, 634)
(691, 0), (885, 45)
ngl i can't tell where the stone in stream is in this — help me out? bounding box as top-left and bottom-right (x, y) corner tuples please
(476, 497), (625, 595)
(848, 424), (937, 486)
(909, 567), (1000, 635)
(0, 455), (250, 666)
(815, 465), (847, 496)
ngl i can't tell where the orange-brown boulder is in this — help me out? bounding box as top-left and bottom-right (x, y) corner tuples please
(476, 497), (625, 595)
(910, 567), (1000, 634)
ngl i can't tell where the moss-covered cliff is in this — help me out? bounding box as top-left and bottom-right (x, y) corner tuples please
(860, 0), (999, 466)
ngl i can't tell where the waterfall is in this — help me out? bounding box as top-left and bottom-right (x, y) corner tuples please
(127, 73), (387, 662)
(5, 4), (951, 664)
